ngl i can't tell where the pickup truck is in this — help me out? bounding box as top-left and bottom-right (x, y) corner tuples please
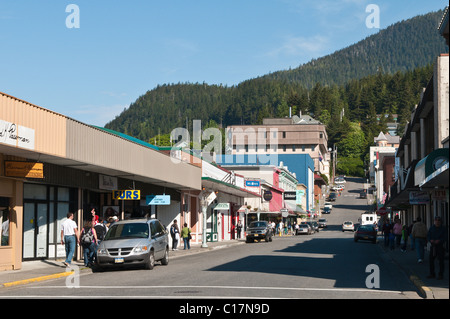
(246, 221), (273, 243)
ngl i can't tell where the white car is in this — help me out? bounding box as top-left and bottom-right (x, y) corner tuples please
(342, 221), (355, 232)
(324, 202), (333, 210)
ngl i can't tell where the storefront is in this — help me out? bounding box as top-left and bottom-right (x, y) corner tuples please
(0, 91), (201, 271)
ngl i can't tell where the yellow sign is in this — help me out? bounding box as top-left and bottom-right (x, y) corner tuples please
(5, 161), (44, 178)
(112, 190), (140, 200)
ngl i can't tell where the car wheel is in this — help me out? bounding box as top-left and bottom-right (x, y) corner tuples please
(144, 250), (155, 270)
(161, 247), (169, 265)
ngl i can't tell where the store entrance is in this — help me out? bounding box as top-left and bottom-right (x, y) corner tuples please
(23, 202), (48, 259)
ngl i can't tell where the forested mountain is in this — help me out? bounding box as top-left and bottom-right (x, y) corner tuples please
(105, 10), (447, 176)
(263, 10), (447, 88)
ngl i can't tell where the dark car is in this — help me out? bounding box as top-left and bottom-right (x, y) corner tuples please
(327, 192), (337, 201)
(246, 221), (273, 243)
(359, 191), (367, 199)
(354, 224), (377, 244)
(322, 207), (331, 214)
(304, 221), (319, 233)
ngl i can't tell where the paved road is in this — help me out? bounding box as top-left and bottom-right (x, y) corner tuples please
(0, 178), (420, 300)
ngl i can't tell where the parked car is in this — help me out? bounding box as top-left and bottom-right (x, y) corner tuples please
(359, 191), (367, 199)
(322, 207), (331, 214)
(327, 192), (337, 201)
(246, 220), (273, 243)
(324, 202), (333, 210)
(296, 224), (312, 235)
(307, 221), (319, 233)
(331, 184), (344, 191)
(354, 224), (377, 244)
(342, 221), (355, 232)
(96, 218), (169, 271)
(318, 218), (327, 228)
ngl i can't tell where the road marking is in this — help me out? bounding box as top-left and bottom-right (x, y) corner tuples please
(29, 284), (404, 295)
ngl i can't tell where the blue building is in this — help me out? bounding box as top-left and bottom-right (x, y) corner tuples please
(216, 153), (315, 210)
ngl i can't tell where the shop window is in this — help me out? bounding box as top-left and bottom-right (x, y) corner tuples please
(24, 184), (47, 200)
(1, 198), (10, 246)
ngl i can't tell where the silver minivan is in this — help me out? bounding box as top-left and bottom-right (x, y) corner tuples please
(96, 218), (169, 271)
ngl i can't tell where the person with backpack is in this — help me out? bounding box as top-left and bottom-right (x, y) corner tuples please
(170, 220), (180, 251)
(80, 220), (98, 267)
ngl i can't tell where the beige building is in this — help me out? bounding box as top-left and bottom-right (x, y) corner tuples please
(226, 115), (330, 180)
(0, 91), (201, 271)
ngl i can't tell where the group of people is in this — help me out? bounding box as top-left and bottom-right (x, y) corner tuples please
(381, 216), (447, 280)
(60, 209), (116, 267)
(169, 220), (192, 250)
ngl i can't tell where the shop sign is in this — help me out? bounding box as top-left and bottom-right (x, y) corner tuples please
(0, 119), (35, 150)
(283, 191), (296, 200)
(112, 190), (140, 200)
(146, 195), (171, 205)
(245, 180), (260, 187)
(214, 203), (230, 210)
(409, 191), (429, 205)
(263, 190), (273, 201)
(5, 161), (43, 178)
(99, 174), (118, 191)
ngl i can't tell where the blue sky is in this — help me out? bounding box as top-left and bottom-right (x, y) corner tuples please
(0, 0), (446, 127)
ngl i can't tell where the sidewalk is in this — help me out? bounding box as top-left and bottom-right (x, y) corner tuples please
(377, 237), (449, 299)
(0, 239), (245, 288)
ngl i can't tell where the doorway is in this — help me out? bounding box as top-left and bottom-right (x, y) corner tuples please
(23, 202), (48, 259)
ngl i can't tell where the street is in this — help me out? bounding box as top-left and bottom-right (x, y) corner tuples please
(0, 178), (420, 300)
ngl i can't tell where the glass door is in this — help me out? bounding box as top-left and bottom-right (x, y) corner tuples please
(23, 202), (48, 259)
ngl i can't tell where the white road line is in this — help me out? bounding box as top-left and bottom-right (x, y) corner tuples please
(28, 285), (403, 294)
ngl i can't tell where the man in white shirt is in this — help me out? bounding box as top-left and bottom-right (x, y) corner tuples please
(60, 212), (79, 266)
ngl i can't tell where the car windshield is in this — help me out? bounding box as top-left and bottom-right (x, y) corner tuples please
(319, 219), (326, 222)
(358, 225), (374, 231)
(299, 225), (308, 228)
(105, 223), (149, 240)
(344, 222), (353, 225)
(329, 193), (336, 197)
(249, 221), (267, 228)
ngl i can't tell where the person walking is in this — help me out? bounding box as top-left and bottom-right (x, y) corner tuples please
(382, 219), (392, 248)
(393, 218), (402, 248)
(236, 221), (243, 240)
(60, 212), (79, 267)
(427, 216), (447, 280)
(80, 220), (98, 267)
(170, 220), (180, 251)
(181, 223), (191, 250)
(400, 225), (408, 252)
(411, 217), (428, 263)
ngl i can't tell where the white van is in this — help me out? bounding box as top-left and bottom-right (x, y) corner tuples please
(359, 212), (378, 226)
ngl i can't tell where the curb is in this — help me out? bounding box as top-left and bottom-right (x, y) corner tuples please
(2, 271), (74, 288)
(409, 275), (434, 299)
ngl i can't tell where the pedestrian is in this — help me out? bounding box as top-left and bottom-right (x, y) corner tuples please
(60, 212), (79, 267)
(408, 221), (415, 250)
(278, 221), (284, 236)
(94, 217), (107, 245)
(236, 221), (243, 239)
(400, 225), (408, 252)
(170, 220), (180, 250)
(80, 220), (98, 267)
(411, 217), (428, 263)
(393, 218), (402, 248)
(427, 216), (447, 280)
(389, 229), (395, 250)
(181, 223), (191, 250)
(382, 219), (392, 248)
(1, 211), (9, 246)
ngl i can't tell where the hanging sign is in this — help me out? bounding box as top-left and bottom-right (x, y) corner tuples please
(146, 195), (171, 205)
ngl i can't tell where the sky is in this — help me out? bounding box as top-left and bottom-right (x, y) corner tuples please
(0, 0), (446, 127)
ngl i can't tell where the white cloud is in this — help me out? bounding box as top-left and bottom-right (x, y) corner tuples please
(266, 35), (330, 58)
(69, 104), (128, 127)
